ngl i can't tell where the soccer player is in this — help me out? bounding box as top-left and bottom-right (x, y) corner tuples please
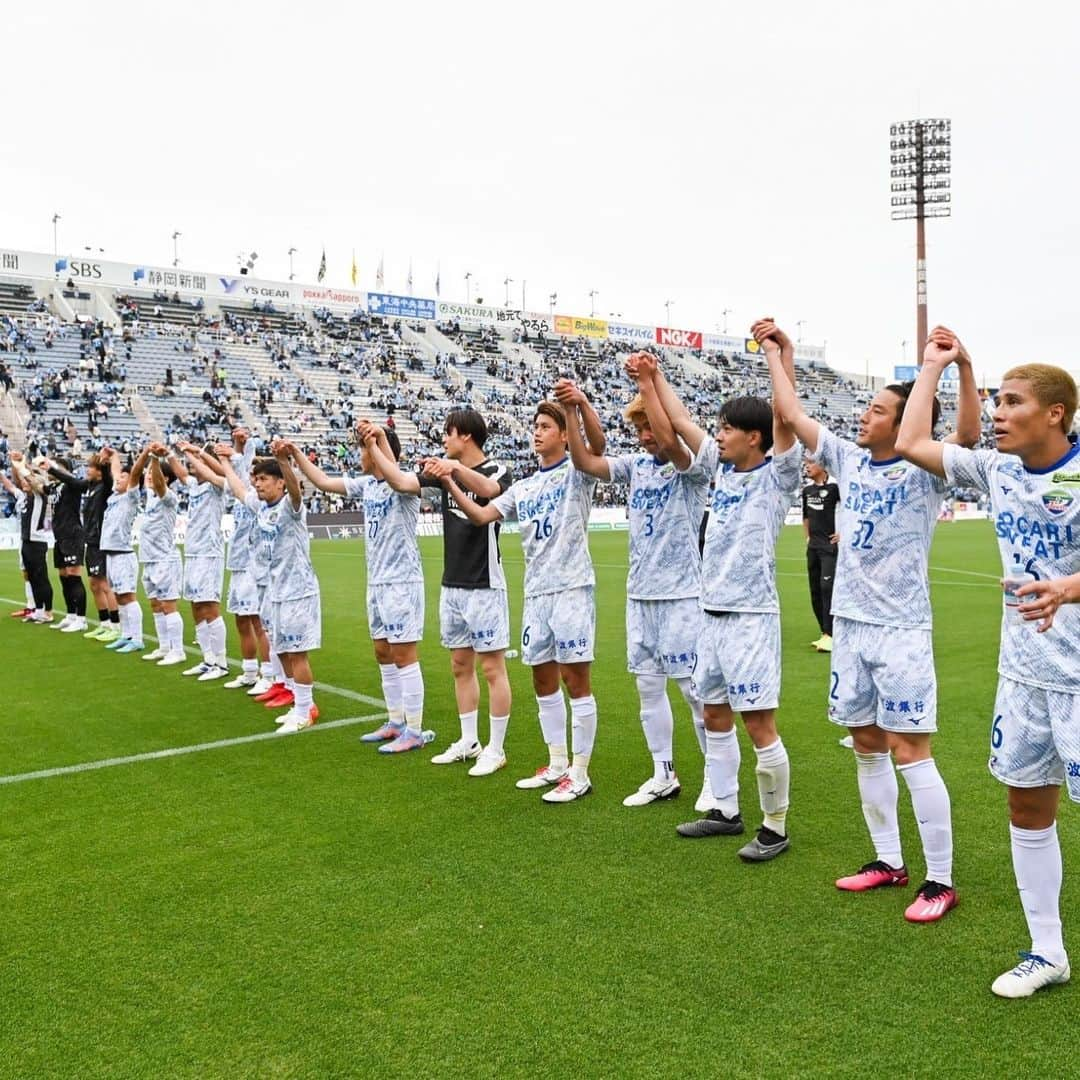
(371, 408), (514, 775)
(0, 466), (37, 618)
(760, 318), (981, 917)
(446, 400), (601, 803)
(221, 429), (273, 693)
(138, 443), (188, 667)
(289, 422), (429, 752)
(802, 458), (840, 653)
(640, 341), (801, 861)
(896, 330), (1078, 995)
(77, 450), (121, 641)
(37, 455), (89, 633)
(97, 448), (150, 652)
(554, 370), (711, 808)
(219, 441), (321, 734)
(175, 442), (229, 680)
(11, 452), (55, 624)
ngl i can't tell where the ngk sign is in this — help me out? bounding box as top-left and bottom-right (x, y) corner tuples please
(655, 326), (703, 349)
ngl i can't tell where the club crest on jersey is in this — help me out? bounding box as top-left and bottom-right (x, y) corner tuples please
(1042, 488), (1074, 515)
(880, 464), (907, 482)
(657, 462), (676, 479)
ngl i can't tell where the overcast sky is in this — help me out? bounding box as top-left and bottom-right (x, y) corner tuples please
(2, 1), (1076, 382)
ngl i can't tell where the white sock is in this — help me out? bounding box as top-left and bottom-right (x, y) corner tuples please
(379, 662), (404, 723)
(242, 658), (258, 677)
(754, 738), (790, 836)
(898, 758), (953, 886)
(675, 677), (707, 756)
(536, 690), (567, 750)
(1010, 822), (1066, 966)
(637, 674), (673, 780)
(121, 600), (143, 644)
(399, 661), (424, 733)
(293, 681), (314, 717)
(705, 728), (740, 817)
(260, 660), (273, 679)
(459, 709), (479, 745)
(270, 652), (284, 682)
(24, 580), (34, 607)
(487, 714), (509, 756)
(153, 611), (166, 646)
(195, 620), (210, 660)
(165, 611), (184, 653)
(855, 751), (903, 869)
(570, 694), (597, 778)
(207, 616), (227, 665)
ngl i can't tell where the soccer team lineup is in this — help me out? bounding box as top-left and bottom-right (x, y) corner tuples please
(5, 318), (1080, 1005)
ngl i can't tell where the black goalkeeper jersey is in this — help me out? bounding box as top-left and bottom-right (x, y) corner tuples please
(421, 458), (512, 590)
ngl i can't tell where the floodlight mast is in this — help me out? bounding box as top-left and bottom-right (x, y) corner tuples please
(890, 118), (951, 361)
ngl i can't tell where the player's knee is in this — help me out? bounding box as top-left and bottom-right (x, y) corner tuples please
(392, 642), (418, 667)
(1007, 785), (1059, 830)
(560, 663), (591, 698)
(635, 674), (668, 708)
(450, 649), (474, 678)
(891, 733), (931, 765)
(851, 726), (888, 754)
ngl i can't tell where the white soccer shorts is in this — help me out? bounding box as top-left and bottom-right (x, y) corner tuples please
(521, 585), (595, 666)
(182, 556), (224, 604)
(440, 586), (510, 652)
(827, 616), (938, 733)
(691, 611), (781, 711)
(626, 596), (702, 677)
(990, 676), (1080, 801)
(271, 593), (322, 654)
(226, 568), (261, 616)
(105, 551), (138, 596)
(367, 581), (425, 644)
(142, 555), (183, 602)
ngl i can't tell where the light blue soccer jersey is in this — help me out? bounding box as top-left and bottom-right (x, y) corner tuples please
(697, 439), (801, 614)
(225, 442), (257, 572)
(944, 439), (1080, 694)
(99, 489), (139, 553)
(813, 427), (944, 630)
(139, 489), (178, 562)
(492, 457), (596, 598)
(243, 491), (319, 601)
(343, 475), (423, 586)
(183, 478), (225, 557)
(607, 453), (709, 600)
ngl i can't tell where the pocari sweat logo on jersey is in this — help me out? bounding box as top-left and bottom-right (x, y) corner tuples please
(1042, 488), (1074, 515)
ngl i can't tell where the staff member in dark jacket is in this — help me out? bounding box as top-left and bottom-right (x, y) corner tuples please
(802, 458), (840, 653)
(40, 453), (90, 632)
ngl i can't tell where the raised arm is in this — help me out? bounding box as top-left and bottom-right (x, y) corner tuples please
(272, 440), (303, 510)
(936, 327), (981, 447)
(127, 445), (152, 489)
(213, 444), (250, 501)
(752, 320), (797, 455)
(894, 330), (954, 478)
(419, 457), (504, 499)
(177, 442), (225, 488)
(627, 352), (707, 455)
(0, 470), (17, 495)
(632, 360), (690, 470)
(753, 320), (820, 453)
(286, 442), (347, 495)
(364, 427), (421, 495)
(552, 380), (611, 480)
(148, 442), (169, 497)
(442, 473), (503, 525)
(44, 460), (90, 493)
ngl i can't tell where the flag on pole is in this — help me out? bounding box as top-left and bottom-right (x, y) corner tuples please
(407, 258), (413, 295)
(317, 247), (327, 283)
(350, 250), (358, 287)
(435, 263), (441, 297)
(376, 254), (384, 290)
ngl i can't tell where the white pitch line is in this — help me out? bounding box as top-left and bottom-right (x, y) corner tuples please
(0, 712), (388, 787)
(0, 597), (385, 708)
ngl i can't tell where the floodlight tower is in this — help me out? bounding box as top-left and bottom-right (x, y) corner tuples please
(890, 118), (951, 362)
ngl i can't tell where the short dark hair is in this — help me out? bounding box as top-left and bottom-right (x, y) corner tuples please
(534, 400), (567, 432)
(252, 457), (283, 479)
(718, 395), (774, 453)
(884, 381), (942, 429)
(444, 408), (487, 449)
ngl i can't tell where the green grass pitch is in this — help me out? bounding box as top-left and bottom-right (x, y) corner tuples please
(0, 521), (1074, 1077)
